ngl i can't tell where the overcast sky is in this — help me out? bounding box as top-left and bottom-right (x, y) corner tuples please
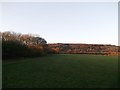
(0, 1), (118, 45)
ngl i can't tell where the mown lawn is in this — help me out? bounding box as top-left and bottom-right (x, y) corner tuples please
(2, 54), (118, 88)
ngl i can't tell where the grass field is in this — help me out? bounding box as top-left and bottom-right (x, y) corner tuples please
(3, 54), (118, 88)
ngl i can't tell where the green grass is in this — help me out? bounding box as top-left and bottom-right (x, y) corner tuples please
(3, 54), (118, 88)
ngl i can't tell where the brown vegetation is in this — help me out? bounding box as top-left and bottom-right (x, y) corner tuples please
(48, 43), (119, 56)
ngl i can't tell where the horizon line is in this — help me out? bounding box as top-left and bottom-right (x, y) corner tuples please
(48, 42), (118, 46)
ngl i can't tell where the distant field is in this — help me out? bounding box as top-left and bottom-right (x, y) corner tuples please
(3, 54), (118, 88)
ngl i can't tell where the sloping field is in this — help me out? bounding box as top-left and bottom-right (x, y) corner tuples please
(2, 54), (118, 88)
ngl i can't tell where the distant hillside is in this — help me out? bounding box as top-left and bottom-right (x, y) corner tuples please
(48, 43), (120, 55)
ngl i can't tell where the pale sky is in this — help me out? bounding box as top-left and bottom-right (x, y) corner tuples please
(0, 1), (118, 45)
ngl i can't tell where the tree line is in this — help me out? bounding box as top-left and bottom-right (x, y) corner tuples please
(1, 31), (119, 60)
(1, 31), (54, 59)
